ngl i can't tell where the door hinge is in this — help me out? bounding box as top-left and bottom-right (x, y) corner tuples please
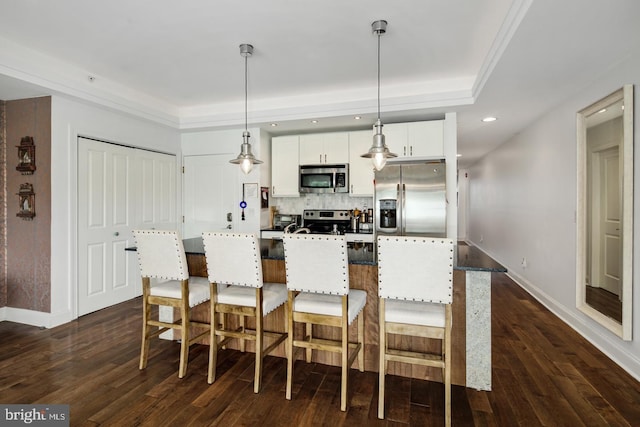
(182, 166), (184, 173)
(182, 215), (185, 223)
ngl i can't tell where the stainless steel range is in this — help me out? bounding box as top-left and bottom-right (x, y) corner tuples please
(302, 209), (351, 234)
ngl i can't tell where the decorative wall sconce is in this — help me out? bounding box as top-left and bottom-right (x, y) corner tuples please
(16, 136), (36, 175)
(17, 183), (36, 220)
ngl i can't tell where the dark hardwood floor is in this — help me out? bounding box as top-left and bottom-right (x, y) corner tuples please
(1, 273), (639, 426)
(585, 285), (623, 323)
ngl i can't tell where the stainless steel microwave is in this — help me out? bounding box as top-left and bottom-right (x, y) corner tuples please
(299, 164), (349, 193)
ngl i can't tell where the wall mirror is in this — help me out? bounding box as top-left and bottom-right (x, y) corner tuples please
(576, 84), (633, 340)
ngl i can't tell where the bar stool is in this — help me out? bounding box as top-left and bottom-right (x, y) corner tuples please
(132, 229), (211, 378)
(282, 234), (366, 411)
(377, 236), (454, 426)
(202, 232), (288, 392)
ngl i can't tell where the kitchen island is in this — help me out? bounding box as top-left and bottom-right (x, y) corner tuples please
(168, 237), (505, 391)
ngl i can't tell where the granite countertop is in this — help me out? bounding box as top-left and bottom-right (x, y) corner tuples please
(180, 237), (506, 272)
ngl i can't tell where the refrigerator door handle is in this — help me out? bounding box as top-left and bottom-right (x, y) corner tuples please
(401, 183), (406, 235)
(396, 183), (401, 234)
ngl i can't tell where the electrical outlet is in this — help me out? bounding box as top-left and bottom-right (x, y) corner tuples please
(479, 234), (484, 243)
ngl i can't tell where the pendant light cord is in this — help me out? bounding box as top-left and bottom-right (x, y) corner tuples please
(377, 32), (381, 121)
(244, 54), (248, 132)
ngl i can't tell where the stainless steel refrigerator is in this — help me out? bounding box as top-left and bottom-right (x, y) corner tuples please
(375, 161), (446, 237)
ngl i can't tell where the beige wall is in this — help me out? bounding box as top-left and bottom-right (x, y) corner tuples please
(4, 97), (51, 312)
(1, 100), (6, 308)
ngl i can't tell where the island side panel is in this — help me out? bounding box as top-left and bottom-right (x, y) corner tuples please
(465, 270), (491, 390)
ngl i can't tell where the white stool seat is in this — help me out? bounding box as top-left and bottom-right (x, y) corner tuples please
(294, 289), (366, 325)
(217, 282), (288, 315)
(385, 299), (446, 328)
(152, 276), (211, 307)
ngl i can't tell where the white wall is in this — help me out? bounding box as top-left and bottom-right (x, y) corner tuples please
(43, 95), (180, 328)
(468, 47), (640, 380)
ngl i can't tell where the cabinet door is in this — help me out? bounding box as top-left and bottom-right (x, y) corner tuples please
(348, 131), (375, 196)
(407, 120), (444, 158)
(299, 134), (324, 165)
(383, 123), (408, 157)
(299, 132), (349, 164)
(324, 132), (349, 164)
(272, 136), (300, 197)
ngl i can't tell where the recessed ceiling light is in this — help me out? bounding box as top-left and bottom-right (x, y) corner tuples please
(481, 116), (497, 122)
(270, 123), (278, 127)
(456, 154), (462, 157)
(354, 116), (362, 120)
(311, 120), (318, 124)
(598, 108), (607, 114)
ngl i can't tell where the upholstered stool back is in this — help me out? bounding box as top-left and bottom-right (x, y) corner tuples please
(282, 234), (349, 295)
(133, 229), (189, 281)
(202, 232), (263, 288)
(377, 236), (453, 304)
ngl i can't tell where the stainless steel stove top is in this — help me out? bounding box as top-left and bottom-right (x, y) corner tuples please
(303, 209), (351, 234)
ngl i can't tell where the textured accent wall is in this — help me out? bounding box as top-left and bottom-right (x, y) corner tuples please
(0, 100), (6, 308)
(5, 97), (51, 312)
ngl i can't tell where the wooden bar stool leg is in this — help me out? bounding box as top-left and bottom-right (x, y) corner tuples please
(139, 278), (151, 370)
(305, 323), (312, 363)
(340, 295), (348, 412)
(178, 297), (190, 378)
(357, 311), (364, 372)
(378, 298), (386, 419)
(208, 284), (217, 384)
(240, 315), (246, 352)
(286, 292), (295, 400)
(445, 304), (452, 427)
(254, 309), (264, 393)
(219, 312), (227, 349)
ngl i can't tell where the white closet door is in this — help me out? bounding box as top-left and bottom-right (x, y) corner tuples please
(77, 137), (177, 316)
(137, 148), (178, 230)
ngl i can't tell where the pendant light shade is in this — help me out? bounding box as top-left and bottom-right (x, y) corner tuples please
(230, 43), (263, 174)
(361, 20), (396, 171)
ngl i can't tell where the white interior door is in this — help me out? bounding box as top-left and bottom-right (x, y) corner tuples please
(183, 154), (237, 238)
(600, 147), (621, 296)
(78, 138), (135, 315)
(590, 145), (621, 296)
(78, 138), (177, 316)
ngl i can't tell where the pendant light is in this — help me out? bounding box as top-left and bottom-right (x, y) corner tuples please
(361, 20), (396, 171)
(230, 43), (263, 174)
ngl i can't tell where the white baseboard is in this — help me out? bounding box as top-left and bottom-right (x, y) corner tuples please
(0, 306), (73, 329)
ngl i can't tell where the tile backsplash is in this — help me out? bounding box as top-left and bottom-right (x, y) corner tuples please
(272, 194), (373, 215)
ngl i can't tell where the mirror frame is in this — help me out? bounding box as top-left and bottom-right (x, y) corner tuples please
(576, 84), (633, 340)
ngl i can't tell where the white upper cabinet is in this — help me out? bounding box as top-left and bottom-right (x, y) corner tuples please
(299, 132), (349, 165)
(271, 135), (300, 197)
(348, 130), (375, 196)
(385, 120), (444, 159)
